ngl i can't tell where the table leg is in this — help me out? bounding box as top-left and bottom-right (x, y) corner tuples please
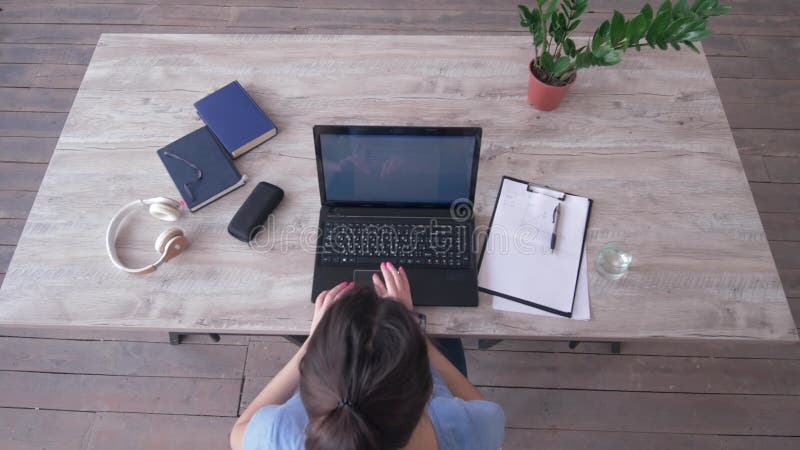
(478, 339), (503, 350)
(569, 341), (621, 353)
(168, 332), (221, 345)
(169, 332), (182, 345)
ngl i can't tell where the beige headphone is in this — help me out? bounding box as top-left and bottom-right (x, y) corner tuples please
(106, 197), (190, 274)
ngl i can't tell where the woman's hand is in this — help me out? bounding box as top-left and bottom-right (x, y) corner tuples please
(372, 261), (413, 311)
(311, 281), (353, 336)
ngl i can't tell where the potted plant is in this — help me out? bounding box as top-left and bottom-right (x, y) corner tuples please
(519, 0), (731, 111)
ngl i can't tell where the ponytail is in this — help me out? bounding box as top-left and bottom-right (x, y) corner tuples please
(299, 287), (432, 450)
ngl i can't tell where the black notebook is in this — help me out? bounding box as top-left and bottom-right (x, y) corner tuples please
(156, 127), (247, 212)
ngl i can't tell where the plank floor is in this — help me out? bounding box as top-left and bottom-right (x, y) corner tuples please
(1, 1), (799, 448)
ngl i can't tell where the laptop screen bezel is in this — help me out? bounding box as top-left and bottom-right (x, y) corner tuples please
(313, 125), (482, 208)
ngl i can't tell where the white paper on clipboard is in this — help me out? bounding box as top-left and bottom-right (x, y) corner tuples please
(478, 177), (591, 317)
(492, 248), (591, 320)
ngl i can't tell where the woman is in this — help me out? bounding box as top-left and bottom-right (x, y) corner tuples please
(230, 261), (505, 450)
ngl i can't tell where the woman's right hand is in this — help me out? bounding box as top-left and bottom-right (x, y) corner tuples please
(372, 261), (413, 311)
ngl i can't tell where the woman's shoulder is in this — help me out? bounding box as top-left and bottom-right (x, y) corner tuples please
(243, 393), (308, 450)
(428, 396), (506, 450)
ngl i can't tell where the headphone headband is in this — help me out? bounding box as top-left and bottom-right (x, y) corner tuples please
(106, 197), (186, 274)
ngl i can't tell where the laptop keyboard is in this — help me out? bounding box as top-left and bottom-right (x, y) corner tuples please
(319, 222), (471, 268)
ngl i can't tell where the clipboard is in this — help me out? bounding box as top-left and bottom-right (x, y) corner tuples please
(477, 176), (592, 317)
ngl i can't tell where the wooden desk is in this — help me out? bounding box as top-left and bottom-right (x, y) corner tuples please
(0, 34), (795, 342)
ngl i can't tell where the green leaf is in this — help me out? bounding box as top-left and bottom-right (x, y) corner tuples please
(543, 0), (558, 21)
(664, 16), (694, 41)
(627, 14), (648, 45)
(592, 20), (610, 52)
(572, 0), (589, 18)
(657, 0), (672, 18)
(674, 0), (690, 16)
(518, 5), (532, 27)
(601, 49), (621, 65)
(564, 38), (577, 56)
(540, 51), (555, 72)
(640, 3), (653, 23)
(552, 56), (571, 74)
(592, 44), (611, 58)
(610, 10), (626, 46)
(683, 29), (713, 41)
(683, 40), (700, 53)
(568, 19), (581, 31)
(575, 51), (591, 68)
(645, 11), (671, 47)
(691, 0), (712, 14)
(709, 5), (732, 16)
(536, 0), (547, 7)
(529, 8), (545, 46)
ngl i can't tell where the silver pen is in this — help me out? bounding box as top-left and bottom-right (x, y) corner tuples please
(550, 203), (560, 253)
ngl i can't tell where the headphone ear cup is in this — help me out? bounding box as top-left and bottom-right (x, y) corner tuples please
(155, 227), (185, 254)
(149, 202), (181, 222)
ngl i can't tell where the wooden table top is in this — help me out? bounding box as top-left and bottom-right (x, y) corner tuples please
(0, 34), (795, 341)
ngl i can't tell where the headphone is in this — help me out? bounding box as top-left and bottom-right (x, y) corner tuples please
(106, 197), (190, 274)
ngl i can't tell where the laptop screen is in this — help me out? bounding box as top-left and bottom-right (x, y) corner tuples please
(318, 129), (479, 206)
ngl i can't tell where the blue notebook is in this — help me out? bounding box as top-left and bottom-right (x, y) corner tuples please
(157, 127), (247, 212)
(194, 81), (278, 159)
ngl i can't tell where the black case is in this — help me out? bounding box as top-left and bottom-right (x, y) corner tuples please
(228, 182), (284, 242)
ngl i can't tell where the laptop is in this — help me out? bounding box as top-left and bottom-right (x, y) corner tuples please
(311, 125), (482, 307)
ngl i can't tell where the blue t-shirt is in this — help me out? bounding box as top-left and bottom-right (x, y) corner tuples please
(243, 368), (505, 450)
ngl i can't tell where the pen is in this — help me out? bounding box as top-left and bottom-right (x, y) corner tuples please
(550, 203), (560, 253)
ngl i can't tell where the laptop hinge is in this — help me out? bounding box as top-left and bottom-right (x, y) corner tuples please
(324, 206), (457, 219)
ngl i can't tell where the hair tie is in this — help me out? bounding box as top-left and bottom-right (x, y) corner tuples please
(336, 399), (353, 409)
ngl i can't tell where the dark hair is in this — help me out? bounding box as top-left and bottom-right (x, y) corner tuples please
(299, 286), (432, 450)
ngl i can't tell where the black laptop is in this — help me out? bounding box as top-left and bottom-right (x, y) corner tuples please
(311, 125), (482, 307)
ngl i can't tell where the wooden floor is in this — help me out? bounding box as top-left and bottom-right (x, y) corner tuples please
(1, 1), (799, 448)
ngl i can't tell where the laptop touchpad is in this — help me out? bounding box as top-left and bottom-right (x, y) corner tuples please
(353, 270), (381, 287)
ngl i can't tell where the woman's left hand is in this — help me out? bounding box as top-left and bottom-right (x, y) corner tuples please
(310, 281), (354, 336)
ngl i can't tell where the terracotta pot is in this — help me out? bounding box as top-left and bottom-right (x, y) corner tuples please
(527, 63), (575, 111)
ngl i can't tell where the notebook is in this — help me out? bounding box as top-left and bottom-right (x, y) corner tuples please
(477, 176), (592, 317)
(156, 127), (247, 212)
(194, 81), (278, 159)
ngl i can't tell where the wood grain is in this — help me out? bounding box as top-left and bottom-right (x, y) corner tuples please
(733, 129), (800, 157)
(750, 182), (800, 213)
(0, 336), (247, 378)
(740, 155), (770, 182)
(0, 219), (25, 245)
(0, 63), (87, 89)
(0, 246), (14, 273)
(0, 163), (47, 191)
(87, 412), (236, 450)
(760, 213), (800, 242)
(0, 371), (241, 415)
(0, 190), (36, 219)
(780, 269), (800, 298)
(0, 408), (95, 450)
(708, 56), (800, 80)
(484, 386), (800, 434)
(723, 103), (800, 129)
(763, 157), (800, 183)
(0, 88), (76, 113)
(504, 429), (800, 450)
(0, 112), (67, 137)
(770, 241), (800, 269)
(0, 325), (251, 344)
(464, 337), (800, 359)
(0, 137), (58, 163)
(467, 350), (800, 394)
(0, 43), (95, 65)
(0, 33), (792, 341)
